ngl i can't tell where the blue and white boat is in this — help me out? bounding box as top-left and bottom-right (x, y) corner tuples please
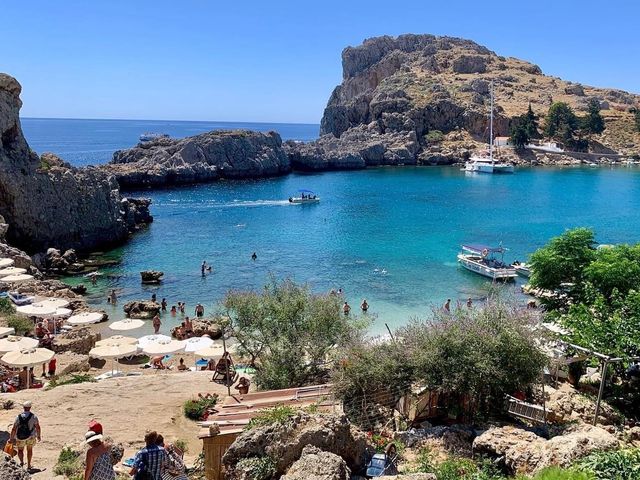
(289, 189), (320, 204)
(457, 244), (517, 280)
(139, 132), (170, 142)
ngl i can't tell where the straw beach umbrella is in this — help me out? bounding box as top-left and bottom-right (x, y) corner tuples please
(0, 267), (27, 277)
(0, 336), (39, 354)
(0, 258), (15, 268)
(35, 298), (70, 309)
(1, 347), (55, 389)
(183, 336), (214, 353)
(16, 304), (56, 317)
(0, 327), (15, 339)
(137, 334), (172, 348)
(0, 274), (34, 284)
(95, 335), (137, 347)
(141, 338), (185, 356)
(193, 344), (225, 359)
(67, 311), (104, 326)
(109, 319), (145, 331)
(89, 343), (139, 377)
(51, 308), (72, 318)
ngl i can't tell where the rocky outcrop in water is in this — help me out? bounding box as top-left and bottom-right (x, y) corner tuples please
(0, 73), (152, 253)
(106, 130), (290, 189)
(123, 300), (160, 319)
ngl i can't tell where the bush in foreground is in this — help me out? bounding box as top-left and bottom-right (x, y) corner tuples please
(183, 395), (218, 420)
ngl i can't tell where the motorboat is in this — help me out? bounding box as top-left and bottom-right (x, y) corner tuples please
(457, 244), (517, 280)
(139, 132), (170, 142)
(465, 81), (514, 174)
(289, 189), (320, 204)
(512, 261), (532, 278)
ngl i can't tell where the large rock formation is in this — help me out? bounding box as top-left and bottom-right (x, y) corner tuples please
(106, 130), (291, 189)
(286, 34), (640, 167)
(0, 453), (30, 480)
(0, 73), (152, 253)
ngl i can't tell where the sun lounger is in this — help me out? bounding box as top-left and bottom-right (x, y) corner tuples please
(8, 291), (35, 306)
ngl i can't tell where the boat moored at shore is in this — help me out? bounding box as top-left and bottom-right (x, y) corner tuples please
(457, 244), (517, 280)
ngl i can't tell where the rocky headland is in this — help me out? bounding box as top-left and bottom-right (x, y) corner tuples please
(104, 35), (640, 188)
(106, 129), (290, 189)
(0, 73), (152, 253)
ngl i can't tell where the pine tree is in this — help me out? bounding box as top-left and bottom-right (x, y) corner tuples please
(635, 109), (640, 132)
(544, 102), (578, 143)
(524, 103), (540, 138)
(582, 98), (605, 135)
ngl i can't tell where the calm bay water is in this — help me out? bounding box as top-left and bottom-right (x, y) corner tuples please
(21, 118), (640, 335)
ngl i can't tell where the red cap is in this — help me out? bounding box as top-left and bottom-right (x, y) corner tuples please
(88, 420), (103, 435)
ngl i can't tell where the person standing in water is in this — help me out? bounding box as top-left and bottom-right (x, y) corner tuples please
(443, 299), (451, 312)
(152, 314), (161, 334)
(466, 297), (473, 309)
(109, 290), (117, 304)
(343, 302), (351, 315)
(360, 299), (369, 312)
(201, 261), (207, 276)
(161, 298), (167, 311)
(251, 252), (257, 261)
(195, 303), (205, 318)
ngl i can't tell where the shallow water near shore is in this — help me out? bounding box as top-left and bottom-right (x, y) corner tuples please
(21, 118), (640, 335)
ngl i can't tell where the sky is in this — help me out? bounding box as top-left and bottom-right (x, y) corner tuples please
(2, 0), (639, 124)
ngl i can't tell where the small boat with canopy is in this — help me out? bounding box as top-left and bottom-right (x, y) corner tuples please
(289, 189), (320, 204)
(457, 244), (517, 280)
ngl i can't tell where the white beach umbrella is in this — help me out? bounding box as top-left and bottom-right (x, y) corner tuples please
(1, 347), (54, 367)
(16, 303), (56, 317)
(109, 319), (145, 331)
(0, 258), (15, 268)
(141, 338), (185, 356)
(0, 327), (15, 339)
(34, 298), (70, 309)
(67, 311), (104, 326)
(89, 343), (139, 376)
(183, 336), (214, 353)
(0, 336), (39, 354)
(137, 334), (172, 348)
(95, 335), (137, 347)
(51, 307), (72, 318)
(0, 274), (34, 284)
(193, 344), (225, 359)
(0, 267), (27, 277)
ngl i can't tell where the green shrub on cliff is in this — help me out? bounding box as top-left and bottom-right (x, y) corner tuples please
(576, 448), (640, 480)
(634, 109), (640, 132)
(7, 314), (33, 335)
(0, 297), (14, 315)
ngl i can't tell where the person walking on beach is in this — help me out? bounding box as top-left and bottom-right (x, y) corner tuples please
(195, 303), (204, 318)
(343, 302), (351, 315)
(84, 429), (115, 480)
(9, 401), (41, 472)
(130, 431), (166, 480)
(443, 298), (451, 312)
(152, 314), (161, 334)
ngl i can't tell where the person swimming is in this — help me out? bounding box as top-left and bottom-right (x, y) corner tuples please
(251, 252), (257, 261)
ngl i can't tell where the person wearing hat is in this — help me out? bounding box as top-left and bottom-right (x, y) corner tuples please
(9, 401), (41, 471)
(84, 430), (115, 480)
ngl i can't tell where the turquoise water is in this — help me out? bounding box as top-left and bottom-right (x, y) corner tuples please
(19, 118), (640, 335)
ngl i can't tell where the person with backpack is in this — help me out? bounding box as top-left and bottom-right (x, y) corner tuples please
(130, 431), (166, 480)
(9, 401), (41, 472)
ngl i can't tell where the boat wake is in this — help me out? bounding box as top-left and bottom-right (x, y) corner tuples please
(222, 200), (292, 208)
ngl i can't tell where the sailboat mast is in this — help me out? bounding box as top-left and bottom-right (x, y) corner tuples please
(489, 80), (494, 163)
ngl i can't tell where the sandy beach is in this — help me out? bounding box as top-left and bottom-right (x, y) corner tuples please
(0, 370), (231, 479)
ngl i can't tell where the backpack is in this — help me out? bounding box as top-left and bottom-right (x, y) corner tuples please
(16, 413), (33, 440)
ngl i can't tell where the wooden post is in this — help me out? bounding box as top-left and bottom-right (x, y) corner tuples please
(593, 359), (608, 426)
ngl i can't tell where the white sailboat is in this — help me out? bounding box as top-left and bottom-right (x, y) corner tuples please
(465, 81), (514, 174)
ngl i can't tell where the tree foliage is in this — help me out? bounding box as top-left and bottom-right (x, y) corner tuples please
(510, 104), (540, 150)
(223, 277), (366, 390)
(544, 102), (579, 143)
(635, 109), (640, 132)
(581, 99), (605, 136)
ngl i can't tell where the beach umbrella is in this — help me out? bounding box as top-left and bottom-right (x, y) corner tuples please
(109, 319), (145, 331)
(1, 347), (55, 389)
(0, 274), (34, 284)
(0, 336), (39, 353)
(137, 334), (172, 348)
(141, 338), (185, 356)
(95, 335), (137, 347)
(193, 344), (225, 359)
(16, 303), (56, 317)
(89, 343), (139, 376)
(67, 311), (104, 326)
(34, 298), (70, 309)
(51, 307), (72, 318)
(183, 336), (214, 353)
(0, 258), (15, 268)
(0, 327), (15, 339)
(0, 267), (27, 277)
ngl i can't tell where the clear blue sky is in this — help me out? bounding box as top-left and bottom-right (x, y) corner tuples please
(2, 0), (638, 123)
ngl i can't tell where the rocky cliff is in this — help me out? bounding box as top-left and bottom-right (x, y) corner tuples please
(0, 73), (152, 253)
(106, 130), (290, 189)
(286, 34), (640, 167)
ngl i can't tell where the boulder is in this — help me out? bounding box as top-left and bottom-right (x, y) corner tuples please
(546, 383), (622, 425)
(51, 328), (100, 355)
(394, 425), (476, 451)
(565, 83), (585, 96)
(472, 424), (619, 475)
(223, 413), (370, 479)
(0, 452), (30, 480)
(123, 300), (160, 319)
(281, 446), (350, 480)
(171, 318), (222, 339)
(140, 270), (164, 284)
(452, 55), (488, 74)
(59, 353), (92, 375)
(0, 73), (153, 253)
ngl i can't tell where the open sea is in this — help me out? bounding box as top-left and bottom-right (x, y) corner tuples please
(20, 118), (640, 335)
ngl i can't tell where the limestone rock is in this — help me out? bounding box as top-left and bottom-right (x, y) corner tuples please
(171, 318), (222, 339)
(51, 328), (100, 355)
(546, 383), (622, 425)
(123, 300), (160, 319)
(281, 446), (350, 480)
(223, 413), (370, 479)
(0, 73), (153, 252)
(140, 270), (163, 284)
(106, 130), (290, 189)
(0, 452), (31, 480)
(472, 424), (619, 475)
(565, 83), (585, 96)
(383, 475), (436, 480)
(59, 352), (92, 375)
(452, 55), (489, 74)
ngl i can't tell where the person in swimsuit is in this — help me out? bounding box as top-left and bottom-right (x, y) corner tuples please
(360, 299), (369, 312)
